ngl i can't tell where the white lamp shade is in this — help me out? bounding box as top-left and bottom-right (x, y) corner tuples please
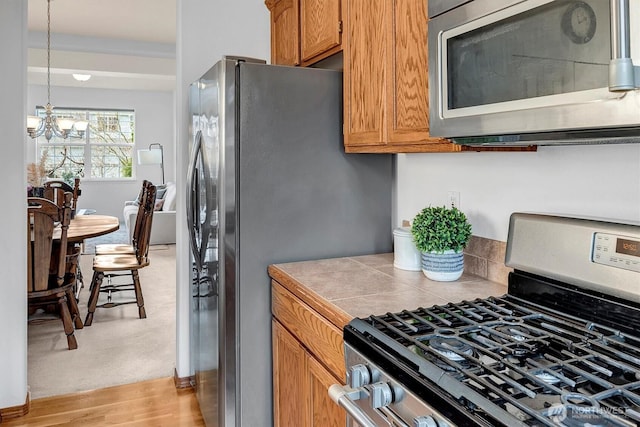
(137, 148), (162, 165)
(27, 115), (41, 130)
(57, 118), (75, 131)
(74, 120), (89, 132)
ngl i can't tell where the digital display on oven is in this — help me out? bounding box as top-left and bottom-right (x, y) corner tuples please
(617, 238), (640, 258)
(592, 232), (640, 273)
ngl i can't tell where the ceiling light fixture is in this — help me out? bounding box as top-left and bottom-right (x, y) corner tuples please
(27, 0), (88, 141)
(72, 73), (92, 82)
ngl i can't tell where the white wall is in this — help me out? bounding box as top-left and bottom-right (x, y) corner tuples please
(175, 0), (270, 378)
(397, 144), (640, 242)
(0, 0), (28, 411)
(27, 85), (175, 218)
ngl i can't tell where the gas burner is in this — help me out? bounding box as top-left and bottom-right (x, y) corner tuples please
(429, 336), (474, 362)
(530, 369), (561, 385)
(510, 343), (541, 359)
(496, 324), (531, 341)
(489, 324), (545, 358)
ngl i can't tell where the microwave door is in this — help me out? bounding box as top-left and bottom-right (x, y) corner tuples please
(429, 0), (640, 141)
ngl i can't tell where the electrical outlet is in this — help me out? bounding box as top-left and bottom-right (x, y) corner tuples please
(448, 191), (460, 209)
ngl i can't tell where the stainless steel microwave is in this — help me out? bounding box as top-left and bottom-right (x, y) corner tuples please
(428, 0), (640, 146)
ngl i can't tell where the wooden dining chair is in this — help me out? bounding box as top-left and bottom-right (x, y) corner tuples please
(95, 180), (152, 256)
(42, 186), (66, 208)
(43, 183), (85, 299)
(44, 178), (81, 217)
(84, 184), (157, 326)
(27, 193), (82, 350)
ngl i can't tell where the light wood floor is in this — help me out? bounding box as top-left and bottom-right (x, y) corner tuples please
(2, 377), (205, 426)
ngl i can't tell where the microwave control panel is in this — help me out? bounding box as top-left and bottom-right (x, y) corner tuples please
(592, 233), (640, 273)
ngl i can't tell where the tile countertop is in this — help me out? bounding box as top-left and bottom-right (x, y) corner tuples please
(268, 253), (508, 330)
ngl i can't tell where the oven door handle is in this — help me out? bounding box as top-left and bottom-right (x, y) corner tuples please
(328, 384), (378, 427)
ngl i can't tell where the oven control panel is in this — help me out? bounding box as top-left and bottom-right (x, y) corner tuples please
(592, 233), (640, 273)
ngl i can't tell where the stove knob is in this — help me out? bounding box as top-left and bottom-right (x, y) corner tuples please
(347, 364), (371, 388)
(369, 382), (393, 409)
(414, 416), (438, 427)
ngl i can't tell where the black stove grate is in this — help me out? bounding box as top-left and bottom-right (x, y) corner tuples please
(348, 291), (640, 426)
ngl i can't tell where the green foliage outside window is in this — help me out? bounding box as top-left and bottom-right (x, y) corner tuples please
(122, 157), (133, 178)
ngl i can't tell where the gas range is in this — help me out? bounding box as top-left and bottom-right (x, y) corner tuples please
(331, 213), (640, 427)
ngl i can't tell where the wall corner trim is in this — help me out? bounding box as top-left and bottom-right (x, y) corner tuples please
(0, 392), (30, 421)
(173, 368), (194, 389)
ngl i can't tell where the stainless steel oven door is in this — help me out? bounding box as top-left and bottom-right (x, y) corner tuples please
(428, 0), (640, 142)
(330, 344), (455, 427)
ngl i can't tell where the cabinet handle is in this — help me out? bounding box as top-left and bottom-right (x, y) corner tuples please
(328, 384), (378, 427)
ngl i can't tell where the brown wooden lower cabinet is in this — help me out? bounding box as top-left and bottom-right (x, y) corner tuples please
(307, 349), (345, 426)
(273, 321), (346, 427)
(272, 280), (346, 426)
(273, 320), (306, 426)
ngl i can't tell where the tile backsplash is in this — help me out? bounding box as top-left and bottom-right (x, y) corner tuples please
(463, 235), (511, 286)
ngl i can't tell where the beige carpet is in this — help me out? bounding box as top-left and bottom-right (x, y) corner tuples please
(27, 245), (177, 399)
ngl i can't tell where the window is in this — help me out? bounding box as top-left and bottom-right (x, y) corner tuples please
(35, 108), (135, 181)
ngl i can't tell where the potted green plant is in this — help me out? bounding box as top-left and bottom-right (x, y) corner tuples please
(410, 205), (472, 281)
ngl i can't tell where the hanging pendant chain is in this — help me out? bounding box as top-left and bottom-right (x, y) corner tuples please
(47, 0), (51, 105)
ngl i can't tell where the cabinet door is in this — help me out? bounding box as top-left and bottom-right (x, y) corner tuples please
(267, 0), (300, 66)
(300, 0), (342, 63)
(343, 0), (386, 146)
(273, 320), (305, 427)
(387, 0), (447, 147)
(307, 356), (346, 427)
(273, 319), (346, 427)
(343, 0), (460, 153)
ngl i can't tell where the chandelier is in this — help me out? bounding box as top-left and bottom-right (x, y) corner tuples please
(26, 0), (88, 141)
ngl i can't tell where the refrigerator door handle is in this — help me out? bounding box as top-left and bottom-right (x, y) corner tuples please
(187, 130), (204, 271)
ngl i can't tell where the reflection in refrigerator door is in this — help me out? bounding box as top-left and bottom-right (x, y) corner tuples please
(188, 57), (393, 426)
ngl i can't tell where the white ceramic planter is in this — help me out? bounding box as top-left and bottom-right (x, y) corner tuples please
(421, 250), (464, 281)
(393, 227), (422, 271)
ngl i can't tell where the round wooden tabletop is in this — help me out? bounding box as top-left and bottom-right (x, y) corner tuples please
(54, 214), (120, 243)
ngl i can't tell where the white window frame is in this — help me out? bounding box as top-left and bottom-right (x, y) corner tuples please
(35, 107), (136, 182)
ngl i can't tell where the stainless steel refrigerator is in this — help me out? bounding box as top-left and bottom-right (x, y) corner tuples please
(187, 57), (393, 427)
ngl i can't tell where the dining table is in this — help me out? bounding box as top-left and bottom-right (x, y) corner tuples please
(53, 214), (120, 243)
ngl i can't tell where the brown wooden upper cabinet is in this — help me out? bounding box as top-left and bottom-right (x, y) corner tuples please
(301, 0), (342, 64)
(266, 0), (343, 67)
(266, 0), (535, 153)
(266, 0), (301, 66)
(344, 0), (462, 153)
